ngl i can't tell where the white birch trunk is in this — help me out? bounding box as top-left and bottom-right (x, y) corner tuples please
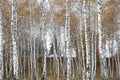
(113, 1), (119, 79)
(41, 0), (47, 80)
(28, 40), (31, 80)
(77, 3), (85, 79)
(20, 39), (23, 79)
(33, 38), (38, 80)
(0, 3), (3, 80)
(80, 3), (86, 80)
(83, 1), (91, 80)
(42, 50), (47, 80)
(53, 35), (59, 80)
(94, 32), (97, 79)
(91, 8), (96, 80)
(29, 0), (33, 79)
(65, 0), (71, 80)
(116, 51), (120, 79)
(91, 31), (95, 80)
(23, 39), (26, 80)
(76, 29), (81, 79)
(11, 0), (18, 79)
(115, 2), (120, 79)
(97, 0), (108, 79)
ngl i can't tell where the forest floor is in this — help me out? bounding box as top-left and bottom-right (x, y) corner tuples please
(19, 56), (117, 80)
(3, 54), (117, 80)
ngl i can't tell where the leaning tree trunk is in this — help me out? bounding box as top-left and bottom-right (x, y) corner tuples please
(97, 0), (108, 79)
(11, 0), (18, 79)
(0, 2), (3, 80)
(65, 0), (71, 80)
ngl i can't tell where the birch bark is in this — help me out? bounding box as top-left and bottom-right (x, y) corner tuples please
(83, 1), (91, 80)
(97, 0), (108, 79)
(11, 0), (18, 79)
(41, 0), (47, 80)
(64, 0), (71, 80)
(65, 0), (71, 80)
(0, 2), (3, 80)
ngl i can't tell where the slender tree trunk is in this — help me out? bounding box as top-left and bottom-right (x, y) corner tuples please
(29, 0), (33, 79)
(42, 50), (47, 80)
(28, 39), (31, 80)
(19, 39), (22, 79)
(84, 1), (91, 80)
(0, 3), (3, 80)
(91, 31), (95, 80)
(33, 38), (38, 80)
(76, 29), (81, 79)
(41, 0), (47, 80)
(116, 50), (120, 79)
(23, 39), (26, 80)
(94, 31), (97, 79)
(77, 2), (85, 79)
(11, 0), (18, 79)
(79, 3), (86, 79)
(115, 2), (120, 79)
(65, 0), (71, 80)
(91, 7), (96, 79)
(97, 0), (108, 79)
(117, 4), (120, 79)
(53, 35), (59, 80)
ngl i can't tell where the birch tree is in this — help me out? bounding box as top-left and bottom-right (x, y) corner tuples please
(0, 1), (3, 80)
(97, 0), (108, 79)
(41, 0), (47, 80)
(83, 1), (91, 80)
(29, 1), (33, 79)
(115, 0), (120, 79)
(90, 1), (97, 80)
(11, 0), (18, 79)
(65, 0), (71, 80)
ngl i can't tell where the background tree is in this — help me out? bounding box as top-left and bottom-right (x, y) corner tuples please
(0, 0), (3, 79)
(65, 0), (71, 80)
(10, 0), (18, 79)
